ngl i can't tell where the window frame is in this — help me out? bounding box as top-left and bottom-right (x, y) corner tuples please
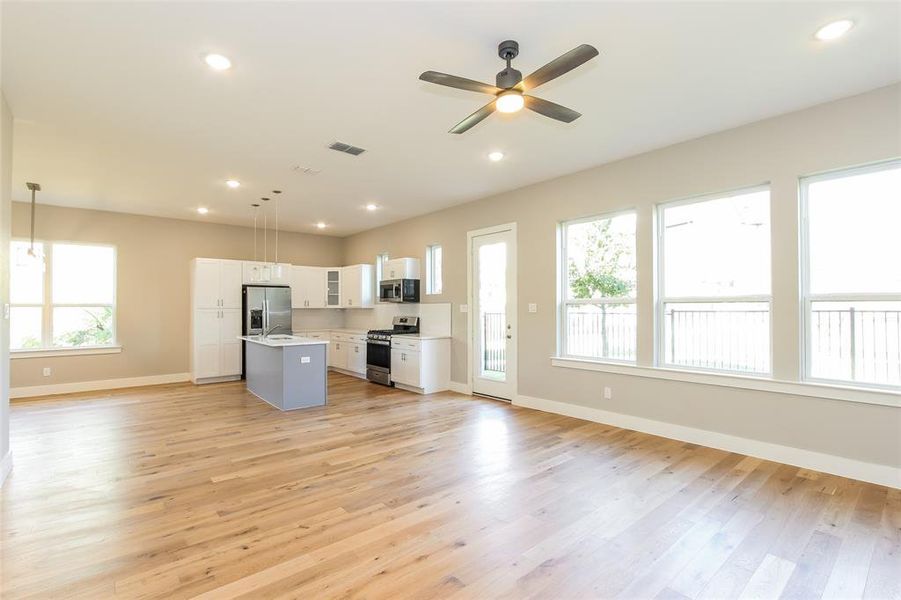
(655, 184), (773, 376)
(426, 244), (443, 295)
(559, 208), (638, 364)
(799, 159), (901, 391)
(9, 239), (118, 353)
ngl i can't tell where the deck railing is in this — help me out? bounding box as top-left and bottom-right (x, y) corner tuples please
(482, 312), (507, 374)
(560, 306), (901, 384)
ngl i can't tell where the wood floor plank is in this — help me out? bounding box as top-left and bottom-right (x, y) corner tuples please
(1, 373), (894, 599)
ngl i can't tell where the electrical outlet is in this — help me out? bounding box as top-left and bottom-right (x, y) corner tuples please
(43, 367), (52, 377)
(528, 303), (537, 313)
(460, 304), (469, 313)
(603, 386), (612, 400)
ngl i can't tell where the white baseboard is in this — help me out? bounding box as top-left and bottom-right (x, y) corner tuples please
(10, 372), (191, 399)
(515, 394), (901, 489)
(0, 451), (12, 488)
(448, 381), (472, 395)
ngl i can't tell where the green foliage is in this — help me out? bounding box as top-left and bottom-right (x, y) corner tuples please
(55, 307), (113, 347)
(20, 336), (42, 349)
(569, 219), (634, 300)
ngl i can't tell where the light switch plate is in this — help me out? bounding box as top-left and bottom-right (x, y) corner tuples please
(528, 303), (537, 313)
(301, 356), (311, 364)
(460, 304), (469, 313)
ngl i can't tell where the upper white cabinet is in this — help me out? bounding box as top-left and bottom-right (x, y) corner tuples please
(242, 261), (291, 285)
(383, 257), (420, 280)
(341, 264), (374, 308)
(291, 266), (327, 309)
(193, 258), (243, 309)
(325, 269), (341, 307)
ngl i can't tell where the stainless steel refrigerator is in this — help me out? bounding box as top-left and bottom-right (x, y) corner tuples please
(242, 285), (292, 376)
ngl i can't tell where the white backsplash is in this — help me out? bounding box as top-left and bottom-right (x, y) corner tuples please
(295, 302), (452, 336)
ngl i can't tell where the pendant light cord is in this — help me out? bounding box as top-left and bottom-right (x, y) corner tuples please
(30, 187), (36, 255)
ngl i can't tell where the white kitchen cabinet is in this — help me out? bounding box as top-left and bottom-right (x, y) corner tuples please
(329, 334), (348, 369)
(341, 264), (373, 308)
(390, 337), (450, 394)
(243, 261), (291, 285)
(325, 269), (341, 307)
(383, 257), (420, 280)
(193, 258), (242, 309)
(219, 309), (243, 375)
(191, 308), (242, 383)
(291, 266), (327, 309)
(390, 348), (421, 388)
(346, 341), (366, 374)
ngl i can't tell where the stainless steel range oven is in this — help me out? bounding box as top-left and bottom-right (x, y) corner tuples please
(366, 316), (420, 386)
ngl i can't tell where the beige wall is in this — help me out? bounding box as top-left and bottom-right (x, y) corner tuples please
(1, 91), (12, 465)
(10, 204), (343, 387)
(343, 84), (901, 468)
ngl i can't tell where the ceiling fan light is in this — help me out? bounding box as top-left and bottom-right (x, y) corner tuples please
(496, 91), (524, 113)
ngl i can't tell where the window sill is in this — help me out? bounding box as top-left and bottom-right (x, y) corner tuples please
(11, 346), (123, 360)
(550, 356), (901, 408)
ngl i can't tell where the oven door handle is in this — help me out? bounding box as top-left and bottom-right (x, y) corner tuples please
(368, 340), (391, 346)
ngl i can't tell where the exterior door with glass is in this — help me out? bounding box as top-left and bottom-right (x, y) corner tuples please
(470, 225), (517, 400)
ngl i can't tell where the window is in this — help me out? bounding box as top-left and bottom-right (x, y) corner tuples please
(561, 211), (637, 362)
(10, 241), (116, 351)
(658, 187), (771, 374)
(426, 244), (443, 295)
(801, 161), (901, 388)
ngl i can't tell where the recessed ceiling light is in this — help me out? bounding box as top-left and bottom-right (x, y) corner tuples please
(488, 151), (505, 162)
(815, 19), (854, 41)
(197, 207), (209, 215)
(316, 222), (327, 229)
(225, 179), (240, 188)
(204, 53), (232, 71)
(365, 203), (378, 211)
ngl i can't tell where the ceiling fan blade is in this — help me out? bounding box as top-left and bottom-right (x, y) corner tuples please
(449, 101), (496, 134)
(419, 71), (502, 95)
(517, 44), (599, 91)
(524, 96), (582, 123)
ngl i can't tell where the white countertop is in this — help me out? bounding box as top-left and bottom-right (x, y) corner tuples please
(240, 335), (329, 347)
(393, 334), (451, 340)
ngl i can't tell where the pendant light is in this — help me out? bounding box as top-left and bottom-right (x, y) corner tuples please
(272, 190), (283, 278)
(251, 203), (260, 261)
(21, 183), (45, 270)
(260, 197), (271, 281)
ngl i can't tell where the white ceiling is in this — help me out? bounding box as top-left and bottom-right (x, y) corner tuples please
(3, 2), (899, 236)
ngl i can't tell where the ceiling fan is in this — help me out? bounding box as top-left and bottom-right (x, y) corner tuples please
(419, 40), (599, 134)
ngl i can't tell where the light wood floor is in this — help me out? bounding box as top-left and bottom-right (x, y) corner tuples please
(2, 373), (898, 599)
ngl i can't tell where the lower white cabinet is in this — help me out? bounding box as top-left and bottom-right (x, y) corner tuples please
(192, 308), (242, 383)
(329, 336), (347, 369)
(391, 347), (422, 388)
(322, 332), (367, 376)
(390, 337), (450, 394)
(346, 341), (366, 374)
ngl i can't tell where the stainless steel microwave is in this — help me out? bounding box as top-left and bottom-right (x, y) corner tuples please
(379, 279), (420, 303)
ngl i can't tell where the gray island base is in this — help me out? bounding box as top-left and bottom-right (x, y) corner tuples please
(240, 336), (329, 410)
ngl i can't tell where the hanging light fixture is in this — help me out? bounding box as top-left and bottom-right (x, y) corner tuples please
(20, 183), (45, 270)
(272, 190), (283, 278)
(260, 197), (271, 281)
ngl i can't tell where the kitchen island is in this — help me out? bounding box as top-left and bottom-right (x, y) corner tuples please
(239, 335), (329, 410)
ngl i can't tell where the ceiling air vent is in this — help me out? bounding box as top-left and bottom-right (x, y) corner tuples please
(328, 141), (366, 156)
